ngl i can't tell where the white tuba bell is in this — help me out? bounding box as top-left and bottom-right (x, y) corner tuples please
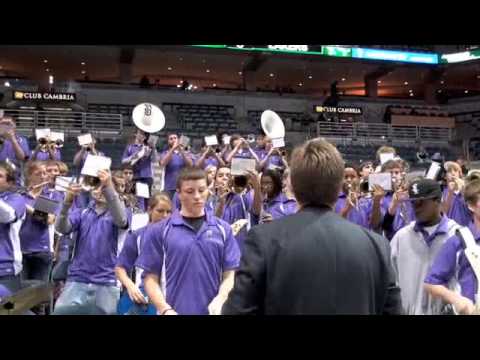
(132, 103), (165, 134)
(261, 110), (285, 148)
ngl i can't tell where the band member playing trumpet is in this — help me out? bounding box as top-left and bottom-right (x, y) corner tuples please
(258, 136), (289, 173)
(0, 117), (31, 184)
(20, 162), (63, 285)
(225, 135), (259, 165)
(335, 166), (371, 229)
(260, 169), (297, 222)
(213, 166), (262, 252)
(159, 133), (193, 200)
(31, 135), (62, 162)
(441, 161), (471, 226)
(370, 159), (415, 240)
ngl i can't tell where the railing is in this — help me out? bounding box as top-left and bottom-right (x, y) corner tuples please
(0, 109), (123, 137)
(316, 121), (453, 143)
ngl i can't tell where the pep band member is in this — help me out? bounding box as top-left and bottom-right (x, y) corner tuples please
(441, 161), (471, 226)
(0, 117), (30, 185)
(31, 134), (62, 161)
(53, 169), (130, 315)
(260, 169), (297, 222)
(159, 133), (193, 200)
(0, 161), (26, 293)
(115, 193), (172, 313)
(136, 167), (241, 315)
(20, 162), (63, 284)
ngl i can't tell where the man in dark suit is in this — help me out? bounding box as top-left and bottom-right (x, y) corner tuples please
(222, 138), (402, 315)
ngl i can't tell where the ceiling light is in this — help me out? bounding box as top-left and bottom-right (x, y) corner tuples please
(213, 83), (217, 87)
(81, 70), (86, 74)
(409, 89), (413, 93)
(206, 69), (210, 73)
(81, 62), (86, 66)
(341, 78), (346, 81)
(269, 73), (274, 77)
(4, 81), (10, 87)
(440, 80), (445, 84)
(308, 75), (313, 79)
(46, 68), (50, 72)
(168, 67), (173, 71)
(377, 80), (382, 84)
(465, 90), (469, 94)
(194, 86), (198, 89)
(43, 59), (48, 63)
(404, 81), (409, 85)
(298, 83), (303, 86)
(49, 75), (54, 85)
(409, 93), (414, 96)
(177, 84), (181, 88)
(179, 57), (183, 61)
(238, 71), (242, 75)
(438, 90), (442, 93)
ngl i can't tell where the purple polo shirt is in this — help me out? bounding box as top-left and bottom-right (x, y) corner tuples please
(65, 204), (132, 286)
(196, 156), (219, 169)
(221, 190), (258, 251)
(0, 191), (26, 277)
(425, 221), (480, 303)
(135, 210), (240, 315)
(335, 192), (372, 229)
(264, 193), (297, 220)
(20, 188), (63, 254)
(442, 188), (472, 226)
(382, 193), (415, 240)
(160, 150), (190, 191)
(0, 136), (30, 166)
(122, 144), (154, 180)
(254, 148), (267, 161)
(32, 149), (61, 161)
(230, 148), (255, 160)
(117, 226), (148, 273)
(262, 154), (284, 171)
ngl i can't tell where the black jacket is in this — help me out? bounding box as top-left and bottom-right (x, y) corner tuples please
(222, 206), (402, 315)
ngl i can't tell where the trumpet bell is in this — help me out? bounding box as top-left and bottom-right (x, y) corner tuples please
(132, 103), (165, 134)
(261, 110), (285, 139)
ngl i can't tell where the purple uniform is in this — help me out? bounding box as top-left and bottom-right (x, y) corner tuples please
(135, 210), (240, 315)
(64, 205), (131, 286)
(264, 193), (297, 220)
(196, 156), (219, 169)
(335, 192), (372, 229)
(160, 150), (191, 191)
(32, 149), (61, 161)
(230, 148), (256, 161)
(442, 188), (472, 226)
(425, 221), (479, 303)
(0, 191), (26, 277)
(0, 136), (30, 166)
(122, 144), (154, 180)
(19, 188), (63, 254)
(261, 154), (284, 172)
(220, 190), (258, 251)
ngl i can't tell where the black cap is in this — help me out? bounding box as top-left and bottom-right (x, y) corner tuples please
(408, 178), (442, 201)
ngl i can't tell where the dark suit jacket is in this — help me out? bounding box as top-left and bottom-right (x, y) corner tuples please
(222, 206), (402, 315)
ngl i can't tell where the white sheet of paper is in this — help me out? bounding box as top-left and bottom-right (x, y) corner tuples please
(425, 162), (441, 180)
(272, 138), (285, 149)
(55, 176), (73, 192)
(81, 154), (112, 177)
(136, 182), (150, 198)
(131, 213), (150, 231)
(35, 128), (50, 140)
(205, 135), (218, 146)
(50, 131), (64, 142)
(223, 135), (231, 145)
(179, 135), (190, 147)
(231, 158), (256, 176)
(369, 173), (392, 191)
(380, 153), (395, 165)
(78, 134), (93, 146)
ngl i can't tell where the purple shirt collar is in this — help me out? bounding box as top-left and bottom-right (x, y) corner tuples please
(170, 209), (216, 227)
(467, 221), (480, 241)
(413, 215), (450, 247)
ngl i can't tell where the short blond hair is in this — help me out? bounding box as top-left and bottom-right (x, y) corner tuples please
(444, 161), (462, 174)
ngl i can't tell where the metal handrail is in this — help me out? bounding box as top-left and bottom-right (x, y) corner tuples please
(0, 109), (122, 137)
